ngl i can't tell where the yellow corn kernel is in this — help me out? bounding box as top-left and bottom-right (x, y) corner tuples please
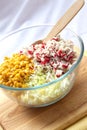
(0, 53), (34, 88)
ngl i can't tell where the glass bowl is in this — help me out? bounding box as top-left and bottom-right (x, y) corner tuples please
(0, 25), (84, 107)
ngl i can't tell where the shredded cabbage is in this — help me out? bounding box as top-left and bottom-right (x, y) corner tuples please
(20, 72), (75, 106)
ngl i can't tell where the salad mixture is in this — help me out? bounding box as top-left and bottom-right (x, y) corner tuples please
(0, 35), (77, 106)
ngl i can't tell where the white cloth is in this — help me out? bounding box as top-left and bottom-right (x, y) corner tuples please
(0, 0), (87, 49)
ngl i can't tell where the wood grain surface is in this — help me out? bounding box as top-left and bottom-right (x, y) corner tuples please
(0, 57), (87, 130)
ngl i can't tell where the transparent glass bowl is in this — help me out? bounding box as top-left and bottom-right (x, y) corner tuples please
(0, 25), (84, 107)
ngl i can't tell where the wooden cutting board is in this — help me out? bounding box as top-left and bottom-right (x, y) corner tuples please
(0, 57), (87, 130)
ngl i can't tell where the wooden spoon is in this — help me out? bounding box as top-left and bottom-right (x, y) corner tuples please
(34, 0), (84, 44)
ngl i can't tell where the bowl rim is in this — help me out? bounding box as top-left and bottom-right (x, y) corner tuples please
(0, 25), (84, 91)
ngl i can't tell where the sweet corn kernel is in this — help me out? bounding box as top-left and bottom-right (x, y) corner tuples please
(0, 53), (34, 88)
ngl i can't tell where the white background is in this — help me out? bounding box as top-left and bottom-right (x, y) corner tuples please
(0, 0), (87, 49)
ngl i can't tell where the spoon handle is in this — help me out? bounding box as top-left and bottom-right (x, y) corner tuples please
(44, 0), (85, 42)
